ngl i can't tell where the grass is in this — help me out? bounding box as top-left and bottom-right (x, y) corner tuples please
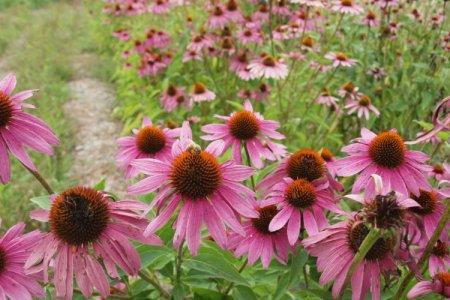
(0, 1), (96, 229)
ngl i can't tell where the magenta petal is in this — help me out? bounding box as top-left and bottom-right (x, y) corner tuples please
(269, 206), (292, 232)
(74, 252), (93, 297)
(145, 196), (180, 236)
(85, 254), (110, 298)
(0, 138), (11, 184)
(186, 201), (204, 255)
(287, 209), (301, 245)
(0, 74), (16, 95)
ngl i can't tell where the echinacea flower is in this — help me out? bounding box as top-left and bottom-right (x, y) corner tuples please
(362, 10), (379, 27)
(151, 0), (171, 15)
(116, 117), (179, 179)
(325, 52), (357, 67)
(0, 73), (59, 184)
(315, 89), (340, 112)
(345, 94), (380, 120)
(320, 147), (339, 176)
(190, 82), (216, 102)
(335, 128), (431, 198)
(0, 221), (44, 299)
(409, 189), (447, 239)
(160, 85), (191, 112)
(228, 204), (290, 268)
(201, 100), (286, 169)
(187, 34), (214, 52)
(338, 81), (359, 101)
(224, 0), (243, 22)
(248, 55), (289, 80)
(207, 6), (229, 29)
(290, 0), (325, 7)
(331, 0), (363, 15)
(237, 28), (263, 45)
(414, 239), (449, 276)
(26, 186), (162, 299)
(429, 163), (450, 181)
(264, 177), (340, 244)
(128, 122), (258, 255)
(407, 272), (450, 299)
(258, 148), (343, 193)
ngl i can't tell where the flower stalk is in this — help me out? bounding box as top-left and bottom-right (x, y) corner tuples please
(138, 270), (171, 299)
(21, 162), (54, 195)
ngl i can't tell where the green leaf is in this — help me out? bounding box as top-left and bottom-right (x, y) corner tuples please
(184, 246), (249, 286)
(137, 245), (174, 269)
(30, 195), (51, 210)
(273, 250), (309, 300)
(233, 285), (258, 300)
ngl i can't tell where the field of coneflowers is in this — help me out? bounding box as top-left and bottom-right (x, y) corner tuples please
(0, 0), (448, 299)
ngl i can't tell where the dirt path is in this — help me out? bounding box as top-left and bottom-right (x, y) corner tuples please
(65, 54), (127, 195)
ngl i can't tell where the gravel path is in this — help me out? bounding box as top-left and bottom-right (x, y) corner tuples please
(65, 54), (127, 195)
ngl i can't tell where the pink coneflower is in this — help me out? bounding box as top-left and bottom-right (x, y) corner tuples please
(207, 6), (229, 29)
(236, 28), (263, 45)
(303, 215), (397, 299)
(407, 272), (450, 299)
(429, 163), (450, 181)
(160, 85), (191, 112)
(151, 0), (171, 14)
(325, 52), (357, 67)
(258, 148), (343, 193)
(362, 10), (379, 27)
(0, 221), (44, 299)
(144, 30), (171, 49)
(253, 4), (270, 21)
(253, 83), (271, 102)
(300, 36), (319, 52)
(0, 73), (59, 184)
(112, 28), (130, 41)
(345, 94), (380, 120)
(230, 51), (249, 73)
(190, 82), (215, 102)
(224, 0), (243, 22)
(335, 129), (432, 198)
(291, 0), (325, 7)
(228, 204), (290, 268)
(202, 100), (286, 169)
(237, 89), (253, 101)
(273, 0), (291, 17)
(26, 186), (162, 299)
(415, 239), (450, 276)
(315, 89), (340, 112)
(182, 50), (202, 62)
(409, 189), (447, 239)
(187, 34), (214, 52)
(248, 54), (288, 80)
(128, 122), (258, 255)
(331, 0), (363, 15)
(338, 81), (359, 101)
(367, 66), (386, 79)
(290, 10), (315, 32)
(376, 0), (398, 9)
(264, 177), (340, 244)
(116, 117), (178, 179)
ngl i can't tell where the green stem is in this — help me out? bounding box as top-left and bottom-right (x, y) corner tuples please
(175, 242), (184, 286)
(222, 258), (248, 296)
(21, 162), (54, 195)
(138, 270), (170, 299)
(392, 200), (450, 300)
(243, 142), (256, 190)
(339, 227), (382, 298)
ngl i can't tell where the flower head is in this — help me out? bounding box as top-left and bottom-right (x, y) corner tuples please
(26, 186), (161, 299)
(248, 54), (289, 80)
(303, 214), (397, 299)
(325, 52), (357, 68)
(345, 94), (380, 120)
(331, 0), (363, 15)
(0, 222), (44, 299)
(0, 73), (59, 184)
(228, 204), (291, 268)
(160, 85), (191, 112)
(407, 272), (450, 299)
(263, 177), (341, 244)
(190, 82), (216, 102)
(116, 117), (179, 179)
(335, 128), (431, 198)
(128, 122), (258, 255)
(202, 100), (286, 169)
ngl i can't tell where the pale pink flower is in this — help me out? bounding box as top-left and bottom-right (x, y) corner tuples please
(202, 100), (286, 169)
(0, 74), (59, 184)
(407, 273), (450, 299)
(331, 0), (363, 15)
(26, 187), (162, 299)
(338, 81), (359, 101)
(428, 163), (450, 181)
(248, 55), (288, 80)
(315, 89), (340, 112)
(116, 116), (179, 179)
(160, 85), (191, 112)
(228, 204), (291, 268)
(112, 28), (130, 41)
(345, 94), (380, 120)
(128, 122), (258, 255)
(236, 28), (263, 45)
(325, 52), (357, 67)
(183, 50), (202, 62)
(187, 34), (214, 52)
(151, 0), (171, 14)
(253, 83), (271, 102)
(207, 6), (229, 29)
(0, 221), (44, 299)
(335, 128), (432, 198)
(224, 0), (243, 22)
(362, 10), (379, 27)
(190, 82), (215, 102)
(414, 239), (449, 276)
